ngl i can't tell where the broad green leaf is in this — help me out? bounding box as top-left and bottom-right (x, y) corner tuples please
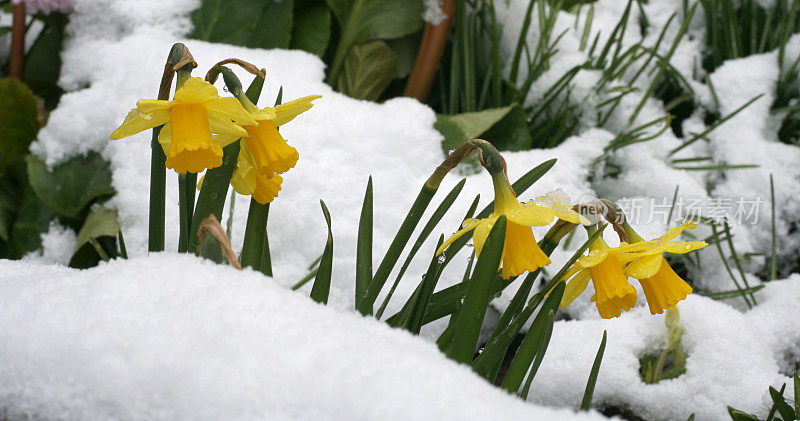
(337, 41), (398, 101)
(23, 13), (67, 100)
(0, 78), (39, 165)
(291, 4), (331, 56)
(435, 105), (516, 154)
(27, 152), (115, 218)
(387, 33), (421, 78)
(481, 105), (534, 151)
(74, 205), (120, 254)
(190, 0), (293, 49)
(325, 0), (423, 41)
(325, 0), (423, 83)
(10, 185), (54, 256)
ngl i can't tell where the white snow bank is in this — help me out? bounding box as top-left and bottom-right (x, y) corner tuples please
(528, 276), (800, 420)
(0, 255), (605, 421)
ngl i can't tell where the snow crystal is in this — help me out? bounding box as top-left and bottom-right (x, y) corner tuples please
(422, 0), (447, 26)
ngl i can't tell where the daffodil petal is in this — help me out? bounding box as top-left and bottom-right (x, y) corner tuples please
(472, 218), (496, 256)
(577, 249), (609, 268)
(506, 203), (555, 226)
(658, 221), (698, 243)
(436, 221), (480, 256)
(561, 269), (591, 308)
(271, 95), (322, 127)
(206, 96), (257, 126)
(157, 121), (171, 155)
(661, 240), (707, 255)
(173, 77), (219, 103)
(109, 109), (167, 139)
(252, 108), (277, 121)
(625, 253), (664, 279)
(551, 203), (585, 224)
(136, 99), (174, 116)
(207, 112), (248, 137)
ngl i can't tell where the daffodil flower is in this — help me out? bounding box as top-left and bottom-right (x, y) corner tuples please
(110, 77), (256, 174)
(436, 175), (585, 279)
(218, 95), (321, 177)
(623, 222), (707, 315)
(230, 146), (283, 204)
(560, 236), (651, 319)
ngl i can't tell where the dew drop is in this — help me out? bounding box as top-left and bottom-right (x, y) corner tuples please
(437, 254), (446, 264)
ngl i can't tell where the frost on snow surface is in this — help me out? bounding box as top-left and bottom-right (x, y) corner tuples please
(0, 255), (605, 421)
(7, 0), (800, 419)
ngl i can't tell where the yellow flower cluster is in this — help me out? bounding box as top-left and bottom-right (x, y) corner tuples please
(437, 167), (707, 319)
(109, 76), (320, 204)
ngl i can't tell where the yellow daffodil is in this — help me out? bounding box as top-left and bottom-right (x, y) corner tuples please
(110, 77), (256, 174)
(230, 146), (283, 204)
(623, 222), (707, 315)
(218, 95), (321, 177)
(436, 175), (585, 279)
(560, 236), (651, 319)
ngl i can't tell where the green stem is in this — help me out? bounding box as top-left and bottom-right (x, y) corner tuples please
(241, 199), (268, 270)
(188, 141), (241, 254)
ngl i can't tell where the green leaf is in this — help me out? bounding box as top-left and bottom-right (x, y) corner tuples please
(581, 330), (607, 411)
(23, 13), (67, 100)
(291, 4), (331, 56)
(0, 78), (39, 165)
(189, 141), (240, 254)
(325, 0), (423, 84)
(326, 0), (423, 41)
(727, 407), (760, 421)
(0, 183), (17, 242)
(190, 0), (293, 49)
(386, 33), (421, 79)
(447, 215), (506, 364)
(501, 282), (564, 393)
(355, 176), (373, 306)
(27, 152), (115, 218)
(768, 386), (795, 421)
(481, 105), (534, 151)
(310, 200), (333, 304)
(10, 185), (54, 255)
(396, 235), (445, 334)
(435, 105), (516, 154)
(337, 41), (398, 101)
(74, 205), (120, 254)
(357, 183), (436, 315)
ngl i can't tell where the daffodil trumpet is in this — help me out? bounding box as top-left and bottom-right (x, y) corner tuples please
(622, 221), (707, 315)
(436, 141), (586, 279)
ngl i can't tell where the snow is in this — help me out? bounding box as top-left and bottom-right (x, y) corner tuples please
(5, 0), (800, 419)
(0, 254), (605, 420)
(422, 0), (447, 26)
(528, 276), (800, 420)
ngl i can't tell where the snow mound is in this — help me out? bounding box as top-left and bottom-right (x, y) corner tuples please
(0, 255), (604, 420)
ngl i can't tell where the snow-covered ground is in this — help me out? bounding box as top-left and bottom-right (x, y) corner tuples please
(2, 0), (800, 419)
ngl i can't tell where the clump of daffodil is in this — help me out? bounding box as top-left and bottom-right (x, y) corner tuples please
(623, 221), (707, 315)
(560, 226), (654, 319)
(110, 77), (256, 174)
(223, 92), (321, 204)
(435, 141), (585, 279)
